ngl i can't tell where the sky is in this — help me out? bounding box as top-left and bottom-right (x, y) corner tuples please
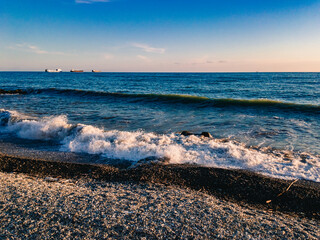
(1, 0), (320, 72)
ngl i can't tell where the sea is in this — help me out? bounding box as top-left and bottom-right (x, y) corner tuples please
(0, 72), (319, 182)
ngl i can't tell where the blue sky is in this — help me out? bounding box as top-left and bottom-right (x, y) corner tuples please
(1, 0), (320, 71)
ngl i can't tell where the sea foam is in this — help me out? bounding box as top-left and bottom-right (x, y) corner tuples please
(0, 109), (319, 182)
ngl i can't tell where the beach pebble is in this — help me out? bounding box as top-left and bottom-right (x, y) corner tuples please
(44, 176), (59, 182)
(0, 171), (319, 239)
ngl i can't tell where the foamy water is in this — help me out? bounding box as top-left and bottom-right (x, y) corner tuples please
(1, 109), (319, 182)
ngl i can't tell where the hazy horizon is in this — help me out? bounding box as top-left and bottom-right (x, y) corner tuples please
(1, 71), (320, 73)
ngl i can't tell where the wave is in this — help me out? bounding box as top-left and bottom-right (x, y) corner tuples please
(19, 88), (320, 113)
(0, 89), (27, 95)
(33, 88), (210, 103)
(1, 109), (319, 182)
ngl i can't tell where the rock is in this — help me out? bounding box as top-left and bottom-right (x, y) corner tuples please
(181, 131), (213, 138)
(181, 131), (194, 136)
(201, 132), (212, 138)
(300, 153), (310, 163)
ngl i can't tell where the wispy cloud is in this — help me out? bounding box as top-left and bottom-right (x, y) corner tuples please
(75, 0), (110, 4)
(190, 55), (213, 65)
(137, 55), (151, 62)
(10, 43), (67, 55)
(173, 56), (222, 66)
(132, 43), (165, 54)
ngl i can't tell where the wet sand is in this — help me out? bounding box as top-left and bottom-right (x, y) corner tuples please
(0, 153), (320, 239)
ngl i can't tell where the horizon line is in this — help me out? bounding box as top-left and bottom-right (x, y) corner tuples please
(1, 71), (320, 73)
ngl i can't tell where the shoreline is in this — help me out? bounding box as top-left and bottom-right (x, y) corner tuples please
(1, 153), (319, 220)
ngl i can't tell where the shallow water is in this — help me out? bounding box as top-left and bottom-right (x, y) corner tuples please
(0, 72), (319, 181)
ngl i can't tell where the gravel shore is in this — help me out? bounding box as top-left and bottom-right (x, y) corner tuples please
(1, 153), (320, 219)
(1, 171), (319, 239)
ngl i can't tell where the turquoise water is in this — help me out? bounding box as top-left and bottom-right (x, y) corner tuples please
(1, 72), (320, 181)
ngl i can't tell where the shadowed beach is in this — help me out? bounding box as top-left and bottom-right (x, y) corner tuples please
(1, 153), (320, 238)
(1, 153), (320, 218)
(0, 151), (320, 239)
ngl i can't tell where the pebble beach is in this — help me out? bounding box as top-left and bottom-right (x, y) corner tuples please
(1, 171), (320, 239)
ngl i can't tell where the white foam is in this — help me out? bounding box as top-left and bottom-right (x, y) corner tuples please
(0, 110), (72, 140)
(1, 109), (320, 182)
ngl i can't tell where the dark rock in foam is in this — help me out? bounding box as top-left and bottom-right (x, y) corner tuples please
(181, 131), (194, 136)
(181, 131), (213, 138)
(201, 132), (212, 138)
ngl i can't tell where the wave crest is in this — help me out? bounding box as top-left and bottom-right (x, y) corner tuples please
(0, 110), (72, 140)
(0, 109), (319, 182)
(24, 88), (320, 113)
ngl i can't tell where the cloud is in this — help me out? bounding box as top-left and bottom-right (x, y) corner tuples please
(173, 56), (220, 66)
(132, 43), (165, 54)
(26, 45), (49, 54)
(190, 55), (213, 65)
(137, 55), (151, 62)
(75, 0), (110, 4)
(11, 43), (66, 55)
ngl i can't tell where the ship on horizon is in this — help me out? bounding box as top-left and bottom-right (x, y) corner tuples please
(45, 69), (62, 73)
(70, 69), (84, 73)
(92, 70), (101, 73)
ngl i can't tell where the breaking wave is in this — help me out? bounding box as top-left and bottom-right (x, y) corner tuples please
(0, 109), (320, 182)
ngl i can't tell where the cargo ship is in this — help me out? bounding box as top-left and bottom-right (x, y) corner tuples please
(92, 70), (101, 73)
(45, 69), (62, 73)
(70, 69), (84, 73)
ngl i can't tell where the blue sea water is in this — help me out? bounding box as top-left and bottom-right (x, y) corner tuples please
(0, 72), (320, 181)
